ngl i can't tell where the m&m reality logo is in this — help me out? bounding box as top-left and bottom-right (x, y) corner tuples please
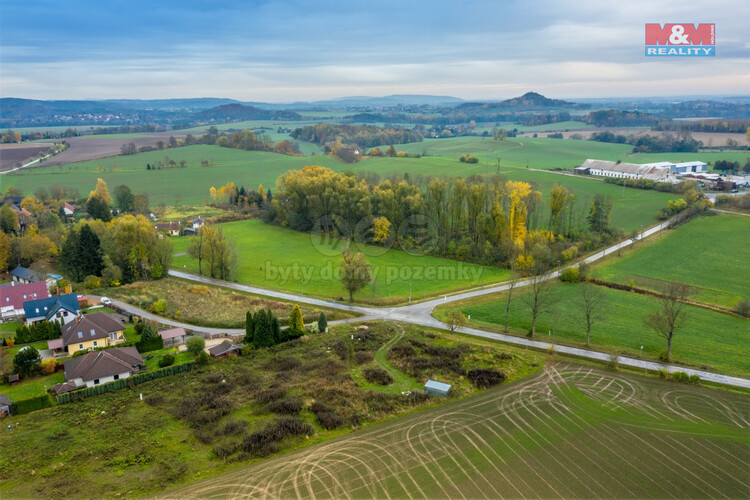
(645, 24), (715, 56)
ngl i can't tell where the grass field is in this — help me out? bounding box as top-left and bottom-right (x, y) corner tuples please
(434, 281), (750, 377)
(0, 321), (542, 498)
(100, 277), (355, 327)
(598, 213), (750, 308)
(163, 363), (750, 499)
(172, 220), (509, 305)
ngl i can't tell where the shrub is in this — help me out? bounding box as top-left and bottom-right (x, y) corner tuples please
(220, 420), (247, 436)
(559, 267), (580, 283)
(308, 321), (319, 334)
(144, 393), (164, 406)
(255, 388), (287, 403)
(196, 351), (211, 366)
(186, 336), (205, 355)
(267, 397), (303, 415)
(6, 337), (15, 347)
(264, 356), (302, 372)
(241, 417), (313, 457)
(318, 312), (327, 332)
(354, 351), (374, 365)
(158, 354), (175, 368)
(362, 367), (393, 385)
(467, 368), (506, 388)
(83, 275), (101, 289)
(315, 410), (345, 430)
(733, 299), (750, 318)
(289, 304), (305, 332)
(151, 299), (166, 313)
(40, 358), (57, 375)
(203, 372), (222, 384)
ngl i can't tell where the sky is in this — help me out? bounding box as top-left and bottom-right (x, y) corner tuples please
(1, 0), (749, 102)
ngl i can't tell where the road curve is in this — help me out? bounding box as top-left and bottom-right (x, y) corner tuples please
(165, 217), (750, 390)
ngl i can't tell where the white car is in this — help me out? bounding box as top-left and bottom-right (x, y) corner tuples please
(100, 297), (112, 306)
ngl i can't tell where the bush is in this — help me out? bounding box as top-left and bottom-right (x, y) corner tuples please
(241, 417), (313, 457)
(186, 336), (205, 355)
(13, 346), (41, 376)
(220, 420), (247, 436)
(158, 354), (175, 368)
(196, 350), (211, 366)
(559, 267), (580, 283)
(267, 397), (303, 415)
(733, 298), (750, 318)
(467, 368), (506, 388)
(354, 351), (374, 365)
(83, 275), (101, 289)
(308, 321), (319, 334)
(144, 393), (164, 406)
(150, 299), (166, 313)
(362, 367), (393, 386)
(40, 358), (57, 375)
(255, 388), (286, 404)
(318, 312), (327, 332)
(316, 410), (345, 430)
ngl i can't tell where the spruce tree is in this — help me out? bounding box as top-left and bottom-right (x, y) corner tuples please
(318, 312), (327, 333)
(252, 309), (274, 348)
(78, 224), (104, 278)
(244, 310), (255, 344)
(270, 313), (280, 344)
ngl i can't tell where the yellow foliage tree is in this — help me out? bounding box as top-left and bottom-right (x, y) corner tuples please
(372, 216), (391, 243)
(88, 178), (112, 204)
(506, 181), (532, 246)
(258, 184), (266, 202)
(209, 186), (217, 201)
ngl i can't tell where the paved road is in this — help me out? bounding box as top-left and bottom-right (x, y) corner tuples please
(160, 218), (750, 389)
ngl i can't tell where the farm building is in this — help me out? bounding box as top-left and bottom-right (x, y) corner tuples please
(425, 380), (451, 397)
(575, 159), (678, 183)
(154, 221), (181, 236)
(640, 161), (707, 174)
(159, 327), (186, 347)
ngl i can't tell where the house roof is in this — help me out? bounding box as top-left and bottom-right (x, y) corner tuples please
(48, 338), (64, 350)
(154, 221), (180, 231)
(425, 380), (452, 392)
(23, 293), (79, 320)
(64, 347), (142, 383)
(61, 312), (123, 347)
(159, 327), (186, 340)
(580, 159), (675, 182)
(52, 381), (81, 394)
(1, 281), (50, 310)
(11, 266), (43, 282)
(208, 340), (243, 356)
(63, 202), (76, 212)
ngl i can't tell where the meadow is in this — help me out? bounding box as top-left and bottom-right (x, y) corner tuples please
(597, 213), (750, 308)
(434, 281), (750, 377)
(172, 219), (509, 305)
(0, 321), (542, 498)
(164, 363), (750, 499)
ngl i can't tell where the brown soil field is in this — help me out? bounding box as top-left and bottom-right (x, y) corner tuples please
(0, 143), (55, 170)
(39, 134), (188, 167)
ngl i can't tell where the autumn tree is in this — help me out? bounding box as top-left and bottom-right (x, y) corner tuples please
(339, 249), (371, 302)
(371, 216), (391, 243)
(645, 281), (691, 361)
(187, 226), (206, 275)
(548, 183), (569, 233)
(113, 184), (134, 212)
(587, 194), (615, 233)
(0, 231), (10, 272)
(445, 310), (467, 332)
(571, 283), (607, 346)
(89, 178), (112, 204)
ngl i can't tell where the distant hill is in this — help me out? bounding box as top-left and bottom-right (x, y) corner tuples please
(300, 94), (464, 108)
(194, 104), (302, 121)
(457, 92), (586, 111)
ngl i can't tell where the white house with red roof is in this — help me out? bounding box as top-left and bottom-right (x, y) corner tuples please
(0, 281), (51, 322)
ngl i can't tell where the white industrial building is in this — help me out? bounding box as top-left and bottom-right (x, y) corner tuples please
(640, 161), (707, 174)
(575, 159), (678, 183)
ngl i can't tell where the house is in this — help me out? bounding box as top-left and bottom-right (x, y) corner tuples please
(23, 293), (80, 326)
(10, 266), (43, 284)
(576, 159), (678, 183)
(154, 221), (181, 236)
(57, 347), (143, 391)
(56, 312), (126, 356)
(192, 217), (205, 229)
(0, 394), (11, 416)
(0, 281), (50, 322)
(62, 202), (76, 217)
(424, 379), (451, 397)
(208, 340), (244, 358)
(159, 327), (186, 347)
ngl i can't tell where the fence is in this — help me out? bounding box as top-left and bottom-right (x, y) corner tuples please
(56, 362), (195, 404)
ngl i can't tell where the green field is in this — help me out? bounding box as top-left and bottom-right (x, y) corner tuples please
(0, 321), (542, 498)
(164, 364), (750, 499)
(435, 282), (750, 377)
(172, 219), (509, 305)
(598, 214), (750, 308)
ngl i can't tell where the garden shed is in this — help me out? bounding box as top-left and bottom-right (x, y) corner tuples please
(425, 379), (451, 397)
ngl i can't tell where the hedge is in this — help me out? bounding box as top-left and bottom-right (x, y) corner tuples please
(57, 362), (195, 404)
(136, 335), (164, 353)
(12, 394), (53, 415)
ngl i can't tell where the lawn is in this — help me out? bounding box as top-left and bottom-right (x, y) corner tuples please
(142, 348), (194, 371)
(0, 321), (542, 498)
(163, 363), (750, 499)
(434, 281), (750, 377)
(0, 321), (21, 333)
(172, 219), (509, 305)
(100, 277), (355, 328)
(597, 213), (750, 308)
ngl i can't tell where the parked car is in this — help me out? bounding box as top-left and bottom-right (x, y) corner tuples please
(100, 297), (112, 306)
